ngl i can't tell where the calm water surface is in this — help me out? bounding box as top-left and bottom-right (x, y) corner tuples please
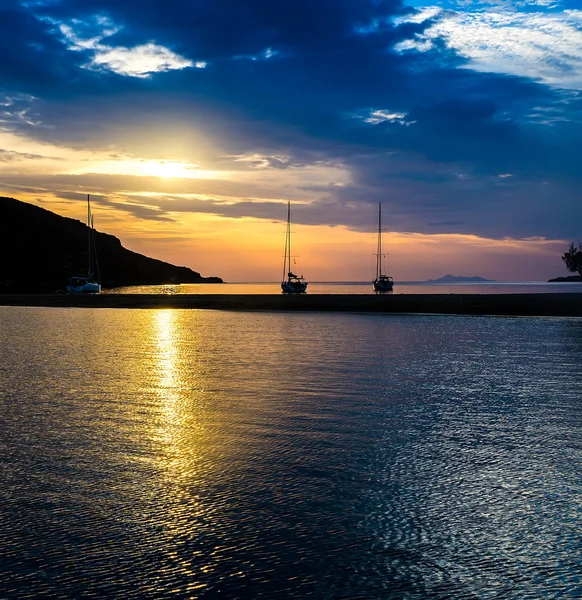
(1, 308), (582, 598)
(104, 281), (582, 295)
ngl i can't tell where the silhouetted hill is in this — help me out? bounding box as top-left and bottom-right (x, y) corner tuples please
(426, 274), (495, 283)
(548, 276), (582, 282)
(0, 197), (222, 292)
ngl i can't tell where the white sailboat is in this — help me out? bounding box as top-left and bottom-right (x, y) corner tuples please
(281, 201), (308, 294)
(373, 202), (394, 292)
(67, 194), (101, 294)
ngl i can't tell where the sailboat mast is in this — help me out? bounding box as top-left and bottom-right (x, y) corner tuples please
(376, 202), (382, 279)
(282, 201), (289, 280)
(87, 194), (92, 279)
(91, 214), (101, 284)
(287, 201), (291, 277)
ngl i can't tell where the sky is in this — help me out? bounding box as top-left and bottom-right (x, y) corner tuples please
(0, 0), (581, 282)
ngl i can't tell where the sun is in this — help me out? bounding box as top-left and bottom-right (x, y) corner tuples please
(143, 161), (194, 179)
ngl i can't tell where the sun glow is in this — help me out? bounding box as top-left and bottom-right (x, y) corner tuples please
(141, 161), (199, 179)
(78, 159), (223, 180)
(0, 130), (225, 181)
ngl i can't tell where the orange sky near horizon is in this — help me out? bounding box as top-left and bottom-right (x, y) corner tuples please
(6, 188), (568, 283)
(0, 129), (569, 282)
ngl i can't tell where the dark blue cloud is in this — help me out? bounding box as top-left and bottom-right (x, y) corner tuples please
(1, 0), (581, 240)
(0, 3), (74, 91)
(33, 0), (410, 55)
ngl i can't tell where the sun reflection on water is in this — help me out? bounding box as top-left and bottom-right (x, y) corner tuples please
(151, 309), (214, 483)
(154, 309), (181, 441)
(149, 309), (222, 591)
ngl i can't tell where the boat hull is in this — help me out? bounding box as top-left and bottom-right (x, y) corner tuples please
(67, 281), (101, 294)
(281, 281), (308, 294)
(373, 277), (393, 292)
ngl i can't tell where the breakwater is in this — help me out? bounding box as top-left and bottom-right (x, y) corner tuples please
(1, 293), (581, 316)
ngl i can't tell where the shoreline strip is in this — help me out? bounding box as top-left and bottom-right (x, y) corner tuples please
(0, 293), (581, 317)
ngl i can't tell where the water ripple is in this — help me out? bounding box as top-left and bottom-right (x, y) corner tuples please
(1, 309), (582, 598)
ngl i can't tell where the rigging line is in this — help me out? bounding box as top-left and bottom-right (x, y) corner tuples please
(282, 201), (290, 280)
(92, 215), (101, 284)
(87, 194), (92, 279)
(287, 202), (291, 273)
(376, 202), (382, 279)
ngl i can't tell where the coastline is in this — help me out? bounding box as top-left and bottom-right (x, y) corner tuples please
(0, 293), (581, 316)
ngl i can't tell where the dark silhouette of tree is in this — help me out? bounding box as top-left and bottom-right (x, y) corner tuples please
(562, 242), (582, 276)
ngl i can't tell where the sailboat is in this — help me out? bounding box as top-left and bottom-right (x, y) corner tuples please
(281, 201), (308, 294)
(373, 202), (394, 292)
(67, 194), (101, 294)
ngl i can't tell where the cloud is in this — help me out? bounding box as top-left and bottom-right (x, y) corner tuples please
(0, 93), (42, 127)
(3, 159), (582, 241)
(53, 15), (197, 77)
(88, 43), (196, 78)
(455, 0), (560, 7)
(234, 47), (283, 62)
(0, 148), (61, 161)
(352, 109), (414, 125)
(0, 0), (580, 247)
(0, 4), (76, 91)
(396, 8), (582, 89)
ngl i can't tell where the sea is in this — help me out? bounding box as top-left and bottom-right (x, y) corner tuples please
(103, 281), (582, 295)
(1, 306), (582, 598)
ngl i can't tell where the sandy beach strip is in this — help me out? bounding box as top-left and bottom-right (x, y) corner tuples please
(0, 293), (581, 316)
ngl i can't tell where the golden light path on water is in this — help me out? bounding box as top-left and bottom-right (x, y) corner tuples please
(155, 309), (184, 449)
(147, 310), (218, 593)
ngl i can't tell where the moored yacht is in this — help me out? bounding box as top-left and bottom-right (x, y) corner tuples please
(373, 202), (394, 292)
(67, 276), (101, 294)
(67, 195), (101, 294)
(281, 201), (308, 294)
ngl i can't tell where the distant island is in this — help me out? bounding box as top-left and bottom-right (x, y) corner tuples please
(0, 197), (223, 292)
(548, 276), (582, 282)
(426, 274), (495, 283)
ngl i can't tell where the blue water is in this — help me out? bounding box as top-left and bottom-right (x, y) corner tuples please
(1, 307), (582, 598)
